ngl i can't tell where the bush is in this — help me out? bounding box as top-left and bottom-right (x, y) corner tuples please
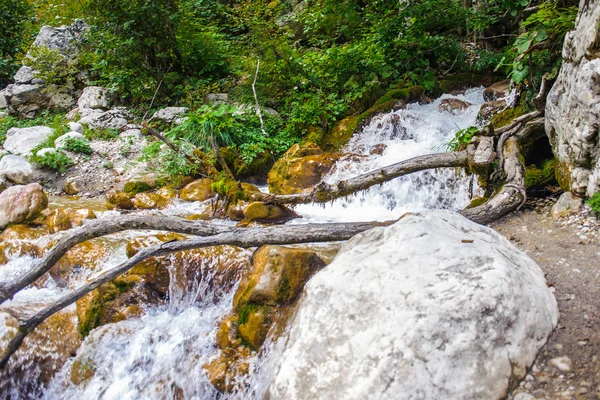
(83, 127), (119, 141)
(587, 193), (600, 217)
(0, 0), (32, 84)
(63, 137), (93, 154)
(32, 151), (75, 172)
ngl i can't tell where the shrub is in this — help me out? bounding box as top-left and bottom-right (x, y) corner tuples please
(63, 137), (93, 154)
(587, 193), (600, 217)
(32, 151), (75, 172)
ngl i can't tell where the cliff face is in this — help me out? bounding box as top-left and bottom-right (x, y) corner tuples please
(545, 0), (600, 197)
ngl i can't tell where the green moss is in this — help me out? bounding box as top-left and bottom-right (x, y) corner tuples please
(438, 73), (482, 93)
(211, 175), (248, 203)
(276, 273), (291, 303)
(524, 159), (556, 189)
(304, 126), (324, 145)
(323, 116), (359, 152)
(237, 303), (271, 350)
(491, 103), (529, 128)
(555, 160), (571, 192)
(123, 181), (153, 196)
(467, 197), (489, 209)
(586, 193), (600, 216)
(373, 86), (424, 107)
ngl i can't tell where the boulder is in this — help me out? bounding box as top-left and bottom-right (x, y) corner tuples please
(151, 107), (189, 123)
(483, 80), (511, 101)
(3, 126), (53, 155)
(43, 207), (96, 233)
(35, 147), (57, 157)
(477, 100), (506, 123)
(132, 192), (169, 210)
(77, 87), (112, 110)
(68, 121), (83, 133)
(550, 192), (583, 219)
(181, 178), (216, 202)
(14, 66), (34, 84)
(0, 183), (48, 229)
(63, 178), (80, 195)
(79, 108), (130, 131)
(267, 142), (341, 195)
(0, 155), (34, 184)
(267, 211), (558, 400)
(4, 84), (50, 118)
(545, 0), (600, 196)
(54, 132), (86, 149)
(105, 190), (133, 210)
(243, 202), (300, 224)
(438, 98), (472, 113)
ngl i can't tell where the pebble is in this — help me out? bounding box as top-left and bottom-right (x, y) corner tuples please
(549, 356), (573, 372)
(513, 393), (535, 400)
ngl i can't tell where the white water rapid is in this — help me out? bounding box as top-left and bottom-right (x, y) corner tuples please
(0, 88), (488, 399)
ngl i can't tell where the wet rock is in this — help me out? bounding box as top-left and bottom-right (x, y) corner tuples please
(226, 183), (261, 221)
(0, 183), (48, 229)
(181, 178), (216, 202)
(548, 356), (573, 372)
(267, 142), (340, 195)
(267, 211), (558, 400)
(52, 239), (112, 280)
(43, 207), (96, 233)
(77, 86), (112, 110)
(551, 192), (583, 219)
(151, 107), (189, 123)
(0, 155), (34, 184)
(483, 80), (511, 101)
(0, 241), (42, 265)
(0, 223), (50, 242)
(105, 190), (133, 210)
(477, 100), (506, 123)
(242, 202), (300, 224)
(132, 192), (169, 210)
(204, 348), (251, 393)
(234, 245), (326, 307)
(63, 177), (80, 195)
(369, 143), (387, 156)
(3, 126), (53, 155)
(237, 306), (269, 350)
(439, 98), (472, 113)
(155, 187), (177, 200)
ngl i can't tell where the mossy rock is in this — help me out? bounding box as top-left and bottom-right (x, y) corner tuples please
(0, 223), (49, 242)
(242, 202), (300, 224)
(70, 357), (96, 386)
(43, 207), (96, 233)
(123, 180), (154, 197)
(132, 192), (170, 210)
(221, 147), (275, 179)
(438, 73), (484, 94)
(525, 159), (557, 190)
(181, 178), (216, 202)
(54, 239), (112, 279)
(105, 190), (133, 210)
(491, 103), (529, 129)
(0, 241), (41, 266)
(237, 303), (270, 350)
(555, 159), (571, 192)
(466, 197), (489, 209)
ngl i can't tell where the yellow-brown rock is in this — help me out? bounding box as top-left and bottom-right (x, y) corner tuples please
(216, 314), (241, 350)
(43, 207), (96, 233)
(242, 202), (299, 224)
(0, 241), (41, 265)
(0, 223), (49, 242)
(237, 306), (269, 350)
(226, 183), (261, 221)
(155, 187), (178, 200)
(483, 79), (511, 101)
(105, 190), (133, 210)
(181, 178), (216, 202)
(203, 349), (250, 393)
(234, 245), (326, 308)
(132, 192), (169, 210)
(267, 142), (341, 195)
(53, 240), (111, 280)
(63, 178), (80, 195)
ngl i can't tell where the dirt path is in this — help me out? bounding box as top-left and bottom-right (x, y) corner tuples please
(490, 198), (600, 400)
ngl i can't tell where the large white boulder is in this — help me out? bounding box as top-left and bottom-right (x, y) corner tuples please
(3, 126), (53, 155)
(54, 131), (86, 149)
(0, 183), (48, 229)
(267, 211), (558, 400)
(545, 0), (600, 196)
(0, 155), (34, 184)
(77, 86), (112, 110)
(151, 106), (188, 123)
(79, 108), (131, 130)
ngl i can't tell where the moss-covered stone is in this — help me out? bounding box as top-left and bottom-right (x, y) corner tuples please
(181, 178), (216, 202)
(525, 159), (557, 189)
(438, 72), (484, 94)
(491, 103), (530, 129)
(267, 142), (340, 195)
(105, 190), (133, 210)
(70, 358), (96, 386)
(155, 187), (178, 200)
(555, 159), (571, 192)
(53, 239), (111, 280)
(123, 180), (154, 197)
(237, 304), (270, 350)
(0, 223), (49, 242)
(0, 241), (41, 265)
(242, 202), (299, 224)
(466, 197), (489, 209)
(132, 192), (169, 210)
(43, 207), (96, 233)
(221, 147), (275, 179)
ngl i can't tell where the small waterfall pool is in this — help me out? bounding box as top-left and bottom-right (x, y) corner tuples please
(0, 88), (488, 399)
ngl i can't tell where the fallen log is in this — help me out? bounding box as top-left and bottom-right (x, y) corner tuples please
(0, 220), (392, 368)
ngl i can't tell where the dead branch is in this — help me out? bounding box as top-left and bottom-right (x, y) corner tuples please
(0, 216), (232, 305)
(251, 151), (469, 205)
(0, 220), (392, 368)
(252, 58), (267, 137)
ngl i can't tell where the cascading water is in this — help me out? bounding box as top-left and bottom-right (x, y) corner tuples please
(0, 88), (490, 399)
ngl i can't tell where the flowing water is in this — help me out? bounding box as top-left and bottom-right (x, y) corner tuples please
(0, 88), (489, 399)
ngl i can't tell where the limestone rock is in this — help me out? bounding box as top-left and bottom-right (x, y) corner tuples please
(551, 192), (583, 219)
(181, 178), (216, 202)
(267, 211), (559, 400)
(35, 147), (57, 157)
(267, 142), (340, 195)
(0, 155), (34, 184)
(0, 183), (48, 229)
(151, 107), (189, 123)
(77, 87), (112, 110)
(54, 132), (86, 149)
(5, 84), (50, 118)
(79, 108), (131, 131)
(3, 126), (53, 155)
(545, 0), (600, 196)
(14, 66), (34, 84)
(483, 80), (511, 101)
(68, 121), (83, 133)
(105, 190), (133, 210)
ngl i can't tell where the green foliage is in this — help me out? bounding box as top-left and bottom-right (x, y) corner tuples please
(24, 45), (83, 87)
(0, 0), (32, 84)
(447, 126), (480, 151)
(0, 112), (68, 146)
(63, 137), (92, 155)
(83, 127), (119, 141)
(524, 159), (556, 189)
(587, 193), (600, 217)
(31, 151), (75, 172)
(141, 140), (203, 178)
(123, 181), (153, 196)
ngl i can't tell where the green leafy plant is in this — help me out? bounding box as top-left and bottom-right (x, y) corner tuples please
(32, 151), (75, 172)
(0, 0), (32, 83)
(84, 127), (119, 141)
(63, 137), (93, 154)
(587, 193), (600, 217)
(446, 126), (479, 151)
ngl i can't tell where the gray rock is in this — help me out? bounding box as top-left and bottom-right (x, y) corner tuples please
(65, 107), (80, 121)
(151, 107), (189, 123)
(545, 0), (600, 197)
(206, 93), (228, 103)
(6, 84), (49, 118)
(68, 121), (84, 133)
(120, 129), (143, 141)
(79, 108), (130, 130)
(513, 393), (535, 400)
(548, 356), (573, 372)
(3, 126), (53, 155)
(14, 66), (34, 84)
(0, 91), (7, 109)
(0, 155), (34, 184)
(54, 132), (86, 149)
(77, 86), (112, 109)
(267, 211), (559, 400)
(551, 192), (583, 219)
(0, 183), (48, 229)
(35, 147), (57, 157)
